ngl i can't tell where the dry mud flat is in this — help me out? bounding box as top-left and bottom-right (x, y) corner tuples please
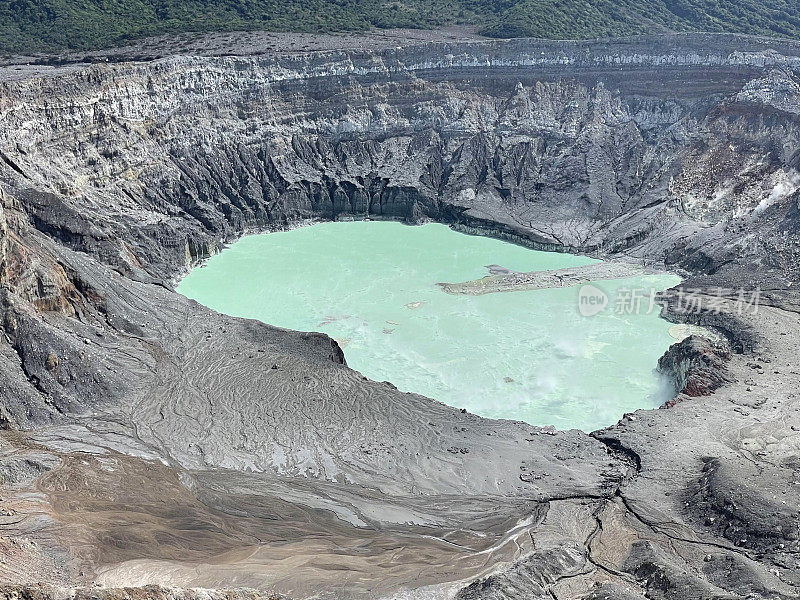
(0, 31), (799, 600)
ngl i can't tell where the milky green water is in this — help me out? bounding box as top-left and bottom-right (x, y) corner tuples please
(177, 221), (680, 431)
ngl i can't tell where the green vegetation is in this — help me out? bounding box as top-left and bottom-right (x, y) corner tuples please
(477, 0), (800, 39)
(1, 0), (800, 54)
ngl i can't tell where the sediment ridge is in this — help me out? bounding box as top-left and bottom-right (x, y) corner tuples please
(438, 261), (646, 295)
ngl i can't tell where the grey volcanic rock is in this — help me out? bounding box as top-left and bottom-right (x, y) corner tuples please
(582, 584), (646, 600)
(455, 544), (587, 599)
(0, 32), (798, 599)
(657, 335), (732, 401)
(0, 585), (287, 600)
(691, 457), (800, 556)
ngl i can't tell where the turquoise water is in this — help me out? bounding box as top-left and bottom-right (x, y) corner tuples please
(177, 221), (680, 431)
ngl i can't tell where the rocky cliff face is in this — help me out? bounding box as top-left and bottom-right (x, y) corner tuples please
(0, 33), (798, 600)
(3, 35), (800, 293)
(658, 335), (732, 400)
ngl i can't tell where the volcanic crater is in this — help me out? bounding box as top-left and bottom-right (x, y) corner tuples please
(0, 31), (798, 600)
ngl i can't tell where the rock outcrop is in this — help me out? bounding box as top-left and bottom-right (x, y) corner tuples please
(657, 335), (732, 402)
